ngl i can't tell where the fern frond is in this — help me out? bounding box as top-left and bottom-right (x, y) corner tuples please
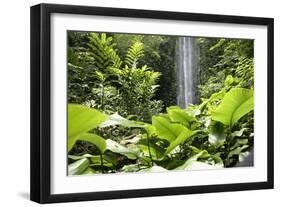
(125, 42), (144, 68)
(88, 33), (122, 72)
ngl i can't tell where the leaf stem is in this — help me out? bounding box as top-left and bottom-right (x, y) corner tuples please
(100, 154), (104, 173)
(146, 133), (154, 166)
(101, 82), (104, 111)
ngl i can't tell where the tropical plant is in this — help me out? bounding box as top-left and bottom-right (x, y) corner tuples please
(67, 32), (254, 175)
(68, 32), (163, 122)
(198, 38), (254, 98)
(124, 42), (144, 68)
(116, 65), (163, 122)
(68, 86), (254, 174)
(87, 33), (122, 72)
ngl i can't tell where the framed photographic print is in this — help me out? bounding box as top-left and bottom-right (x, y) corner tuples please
(30, 3), (274, 203)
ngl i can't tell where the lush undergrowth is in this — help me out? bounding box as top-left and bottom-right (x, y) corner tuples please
(67, 32), (254, 175)
(68, 87), (253, 175)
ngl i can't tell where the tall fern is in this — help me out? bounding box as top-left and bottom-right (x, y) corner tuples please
(88, 33), (122, 72)
(125, 42), (144, 68)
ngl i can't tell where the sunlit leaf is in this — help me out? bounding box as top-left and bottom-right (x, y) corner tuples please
(120, 164), (140, 173)
(138, 138), (166, 160)
(144, 124), (157, 137)
(68, 158), (90, 175)
(99, 113), (145, 128)
(231, 128), (247, 137)
(68, 104), (108, 151)
(167, 107), (196, 127)
(211, 88), (254, 126)
(106, 139), (140, 159)
(165, 129), (196, 154)
(176, 150), (209, 170)
(77, 133), (107, 154)
(228, 145), (249, 159)
(68, 154), (95, 160)
(152, 116), (188, 142)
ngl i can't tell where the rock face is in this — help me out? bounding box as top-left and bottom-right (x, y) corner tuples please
(176, 37), (198, 108)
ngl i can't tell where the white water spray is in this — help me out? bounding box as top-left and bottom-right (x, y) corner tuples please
(177, 37), (198, 108)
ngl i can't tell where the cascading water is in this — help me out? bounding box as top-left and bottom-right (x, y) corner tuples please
(176, 37), (198, 109)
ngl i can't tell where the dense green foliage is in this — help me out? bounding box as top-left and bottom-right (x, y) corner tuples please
(68, 32), (163, 120)
(67, 31), (254, 175)
(198, 38), (254, 98)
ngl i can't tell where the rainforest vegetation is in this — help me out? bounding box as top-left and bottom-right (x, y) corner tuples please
(67, 31), (254, 175)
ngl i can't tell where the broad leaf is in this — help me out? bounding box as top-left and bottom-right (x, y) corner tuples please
(68, 158), (90, 175)
(68, 154), (95, 160)
(77, 133), (107, 154)
(68, 104), (108, 151)
(231, 128), (247, 137)
(165, 129), (196, 155)
(228, 145), (249, 159)
(152, 116), (188, 142)
(120, 134), (142, 145)
(211, 88), (254, 126)
(68, 154), (113, 168)
(106, 139), (139, 159)
(176, 150), (209, 170)
(167, 108), (196, 126)
(121, 164), (140, 173)
(230, 138), (248, 150)
(208, 122), (226, 146)
(99, 113), (145, 128)
(144, 124), (157, 137)
(138, 138), (166, 160)
(167, 105), (181, 110)
(90, 161), (113, 168)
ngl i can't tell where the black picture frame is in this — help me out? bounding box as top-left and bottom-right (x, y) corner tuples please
(30, 3), (274, 204)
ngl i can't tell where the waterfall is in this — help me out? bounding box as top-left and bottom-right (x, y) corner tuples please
(176, 37), (198, 109)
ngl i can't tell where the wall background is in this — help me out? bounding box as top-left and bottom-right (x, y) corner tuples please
(0, 0), (279, 206)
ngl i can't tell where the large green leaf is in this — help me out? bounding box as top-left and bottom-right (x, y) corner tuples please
(99, 113), (145, 128)
(152, 116), (196, 157)
(231, 128), (247, 137)
(176, 151), (208, 170)
(68, 104), (108, 151)
(68, 158), (90, 175)
(144, 124), (157, 137)
(165, 129), (196, 155)
(68, 154), (95, 160)
(106, 139), (140, 160)
(120, 164), (140, 173)
(152, 116), (187, 142)
(167, 108), (196, 127)
(208, 122), (226, 146)
(228, 145), (249, 159)
(138, 138), (166, 160)
(68, 154), (113, 168)
(90, 156), (113, 168)
(211, 88), (254, 126)
(76, 133), (107, 154)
